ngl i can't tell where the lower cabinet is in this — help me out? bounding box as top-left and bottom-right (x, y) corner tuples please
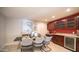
(52, 35), (79, 52)
(76, 38), (79, 52)
(52, 35), (64, 47)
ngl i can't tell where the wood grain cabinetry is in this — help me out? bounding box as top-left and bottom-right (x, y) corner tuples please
(76, 16), (79, 29)
(52, 35), (79, 51)
(76, 38), (79, 52)
(47, 13), (79, 34)
(54, 20), (65, 29)
(47, 23), (54, 33)
(47, 13), (79, 52)
(66, 18), (76, 29)
(52, 35), (64, 47)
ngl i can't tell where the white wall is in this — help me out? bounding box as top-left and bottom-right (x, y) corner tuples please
(5, 18), (48, 43)
(5, 19), (22, 43)
(5, 18), (33, 43)
(33, 22), (48, 36)
(0, 14), (6, 49)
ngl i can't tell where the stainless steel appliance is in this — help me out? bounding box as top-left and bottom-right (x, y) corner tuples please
(64, 37), (76, 51)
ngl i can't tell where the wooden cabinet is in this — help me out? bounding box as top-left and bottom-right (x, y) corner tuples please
(47, 13), (79, 51)
(76, 16), (79, 29)
(52, 35), (79, 52)
(66, 18), (76, 29)
(47, 13), (79, 34)
(52, 35), (79, 51)
(54, 18), (76, 29)
(76, 38), (79, 52)
(47, 22), (54, 33)
(52, 35), (64, 47)
(54, 20), (65, 29)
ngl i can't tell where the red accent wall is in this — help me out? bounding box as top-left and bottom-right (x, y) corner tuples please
(47, 12), (79, 34)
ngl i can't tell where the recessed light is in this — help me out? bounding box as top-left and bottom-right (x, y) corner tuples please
(52, 16), (55, 18)
(62, 19), (66, 21)
(66, 8), (71, 12)
(45, 19), (48, 21)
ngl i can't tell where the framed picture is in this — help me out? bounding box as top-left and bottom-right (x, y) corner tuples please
(22, 19), (33, 34)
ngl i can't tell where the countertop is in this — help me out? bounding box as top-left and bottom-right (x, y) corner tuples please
(51, 33), (79, 38)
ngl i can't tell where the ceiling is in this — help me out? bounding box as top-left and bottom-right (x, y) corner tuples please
(0, 7), (79, 22)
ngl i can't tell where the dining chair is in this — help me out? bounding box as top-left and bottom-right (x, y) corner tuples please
(42, 36), (52, 52)
(21, 36), (33, 52)
(33, 36), (44, 51)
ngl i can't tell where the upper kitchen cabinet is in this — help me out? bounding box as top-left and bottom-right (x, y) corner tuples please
(47, 13), (79, 34)
(76, 16), (79, 29)
(54, 20), (66, 29)
(66, 17), (76, 29)
(47, 22), (54, 33)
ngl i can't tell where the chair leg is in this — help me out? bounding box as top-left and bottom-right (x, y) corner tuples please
(21, 48), (23, 52)
(32, 46), (34, 52)
(40, 46), (43, 52)
(40, 46), (46, 52)
(45, 45), (52, 52)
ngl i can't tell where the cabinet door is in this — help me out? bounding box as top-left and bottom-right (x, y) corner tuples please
(58, 36), (64, 47)
(47, 23), (54, 32)
(67, 18), (76, 29)
(76, 16), (79, 29)
(76, 38), (79, 52)
(55, 20), (65, 29)
(52, 35), (64, 47)
(53, 35), (59, 44)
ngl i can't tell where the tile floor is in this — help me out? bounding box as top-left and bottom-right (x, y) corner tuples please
(48, 42), (71, 52)
(2, 42), (71, 52)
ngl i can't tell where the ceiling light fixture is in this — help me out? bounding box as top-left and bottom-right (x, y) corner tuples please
(52, 16), (55, 18)
(66, 8), (71, 12)
(45, 19), (48, 21)
(62, 19), (66, 21)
